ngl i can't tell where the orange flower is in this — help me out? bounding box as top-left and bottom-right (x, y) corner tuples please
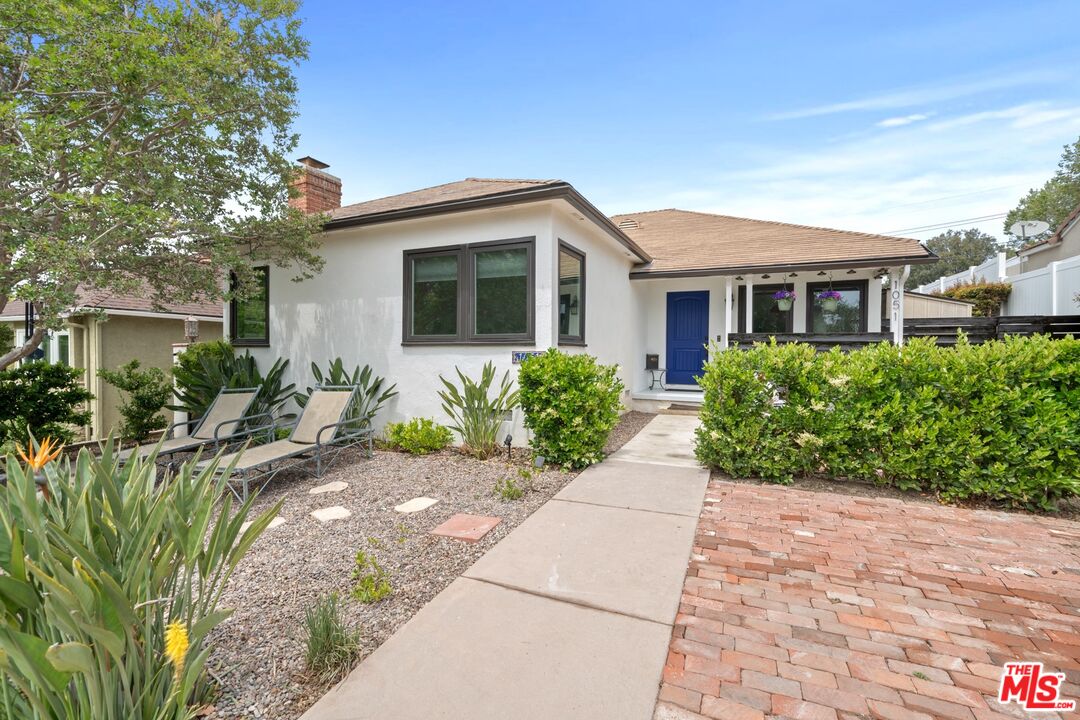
(17, 437), (64, 472)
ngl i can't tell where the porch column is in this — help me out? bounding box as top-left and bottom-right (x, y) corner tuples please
(744, 277), (753, 333)
(889, 266), (910, 345)
(723, 276), (733, 348)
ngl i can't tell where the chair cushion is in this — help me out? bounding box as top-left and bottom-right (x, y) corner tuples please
(193, 391), (257, 440)
(212, 440), (315, 472)
(290, 391), (354, 445)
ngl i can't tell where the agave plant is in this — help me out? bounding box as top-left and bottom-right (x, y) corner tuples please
(294, 359), (398, 433)
(171, 347), (295, 422)
(437, 361), (519, 458)
(0, 439), (281, 719)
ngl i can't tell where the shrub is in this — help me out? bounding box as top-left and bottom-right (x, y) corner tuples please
(0, 441), (281, 719)
(385, 417), (453, 455)
(695, 336), (1080, 510)
(494, 467), (538, 501)
(938, 280), (1011, 317)
(518, 349), (624, 468)
(98, 359), (173, 442)
(437, 361), (519, 458)
(303, 593), (361, 684)
(0, 324), (12, 353)
(0, 361), (93, 444)
(171, 345), (295, 421)
(351, 551), (392, 603)
(295, 359), (398, 433)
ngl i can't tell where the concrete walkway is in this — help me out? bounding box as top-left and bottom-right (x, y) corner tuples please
(301, 414), (708, 720)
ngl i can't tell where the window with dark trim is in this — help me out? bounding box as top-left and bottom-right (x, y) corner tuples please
(806, 279), (869, 333)
(558, 241), (585, 345)
(737, 284), (794, 333)
(403, 237), (535, 344)
(230, 266), (269, 347)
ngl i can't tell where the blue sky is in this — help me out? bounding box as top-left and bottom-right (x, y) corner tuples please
(291, 0), (1080, 242)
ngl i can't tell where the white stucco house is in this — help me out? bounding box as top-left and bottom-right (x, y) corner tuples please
(228, 158), (935, 433)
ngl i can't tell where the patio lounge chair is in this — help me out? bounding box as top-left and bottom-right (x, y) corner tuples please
(207, 385), (373, 500)
(118, 387), (265, 463)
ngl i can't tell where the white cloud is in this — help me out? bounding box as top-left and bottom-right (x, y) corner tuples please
(877, 113), (930, 128)
(606, 101), (1080, 243)
(767, 69), (1059, 121)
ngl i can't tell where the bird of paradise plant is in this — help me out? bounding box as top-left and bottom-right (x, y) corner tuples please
(0, 440), (281, 720)
(15, 436), (63, 472)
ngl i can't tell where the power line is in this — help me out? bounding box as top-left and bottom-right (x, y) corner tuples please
(885, 213), (1007, 235)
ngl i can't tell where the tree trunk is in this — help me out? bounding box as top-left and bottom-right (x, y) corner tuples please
(0, 325), (47, 370)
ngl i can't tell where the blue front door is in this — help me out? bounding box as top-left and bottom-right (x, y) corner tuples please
(666, 291), (709, 385)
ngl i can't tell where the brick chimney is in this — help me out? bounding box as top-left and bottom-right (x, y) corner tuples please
(290, 156), (342, 213)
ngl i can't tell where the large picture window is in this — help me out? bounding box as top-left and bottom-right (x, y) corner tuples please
(230, 266), (269, 346)
(558, 241), (585, 344)
(806, 280), (868, 333)
(403, 238), (535, 344)
(738, 285), (794, 333)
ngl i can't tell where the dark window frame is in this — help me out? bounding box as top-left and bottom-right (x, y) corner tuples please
(805, 279), (869, 334)
(557, 240), (586, 346)
(230, 266), (270, 347)
(737, 283), (794, 333)
(402, 237), (536, 345)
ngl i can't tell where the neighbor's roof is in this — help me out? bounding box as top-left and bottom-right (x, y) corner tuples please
(323, 178), (652, 262)
(1, 287), (222, 319)
(611, 209), (935, 276)
(1024, 202), (1080, 252)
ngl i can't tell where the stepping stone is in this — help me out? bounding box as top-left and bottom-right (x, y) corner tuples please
(394, 496), (439, 513)
(309, 480), (348, 495)
(430, 513), (501, 543)
(311, 506), (351, 523)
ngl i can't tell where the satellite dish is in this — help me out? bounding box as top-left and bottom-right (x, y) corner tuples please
(1009, 220), (1050, 240)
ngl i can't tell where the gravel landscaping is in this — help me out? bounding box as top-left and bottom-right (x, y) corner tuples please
(204, 411), (654, 720)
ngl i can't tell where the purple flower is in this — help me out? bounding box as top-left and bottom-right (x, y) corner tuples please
(817, 290), (843, 301)
(772, 289), (796, 300)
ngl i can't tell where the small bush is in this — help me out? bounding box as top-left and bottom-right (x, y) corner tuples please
(518, 349), (624, 468)
(437, 361), (519, 458)
(494, 476), (524, 500)
(0, 361), (93, 444)
(695, 336), (1080, 510)
(938, 280), (1011, 317)
(303, 593), (362, 684)
(0, 324), (13, 353)
(351, 551), (392, 603)
(385, 417), (453, 454)
(98, 359), (173, 442)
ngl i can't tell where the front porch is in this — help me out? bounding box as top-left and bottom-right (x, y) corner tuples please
(630, 265), (910, 401)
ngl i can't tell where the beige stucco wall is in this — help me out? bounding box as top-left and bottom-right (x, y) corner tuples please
(904, 293), (973, 318)
(94, 315), (222, 438)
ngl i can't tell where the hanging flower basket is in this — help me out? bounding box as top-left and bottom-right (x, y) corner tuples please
(772, 289), (795, 311)
(817, 289), (843, 312)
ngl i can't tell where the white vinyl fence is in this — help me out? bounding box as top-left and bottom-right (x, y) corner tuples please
(915, 252), (1080, 316)
(1006, 255), (1080, 316)
(913, 252), (1020, 294)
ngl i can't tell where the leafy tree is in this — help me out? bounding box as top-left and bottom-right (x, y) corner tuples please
(98, 359), (173, 442)
(1004, 136), (1080, 245)
(0, 0), (325, 369)
(906, 228), (1000, 289)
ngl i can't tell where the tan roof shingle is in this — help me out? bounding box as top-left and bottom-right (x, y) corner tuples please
(1, 287), (222, 319)
(611, 209), (934, 275)
(328, 178), (562, 222)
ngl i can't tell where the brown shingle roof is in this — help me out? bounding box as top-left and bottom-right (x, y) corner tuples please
(1, 288), (222, 319)
(611, 209), (935, 276)
(328, 178), (562, 222)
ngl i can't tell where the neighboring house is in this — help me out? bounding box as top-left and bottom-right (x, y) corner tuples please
(230, 158), (933, 425)
(1, 291), (222, 439)
(1008, 204), (1080, 277)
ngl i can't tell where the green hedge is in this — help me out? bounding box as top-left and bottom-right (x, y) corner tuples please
(695, 336), (1080, 510)
(518, 349), (623, 468)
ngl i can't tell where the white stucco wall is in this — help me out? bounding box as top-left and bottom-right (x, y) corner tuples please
(550, 206), (640, 408)
(244, 200), (642, 439)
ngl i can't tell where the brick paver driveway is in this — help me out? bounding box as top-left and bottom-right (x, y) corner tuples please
(657, 479), (1080, 720)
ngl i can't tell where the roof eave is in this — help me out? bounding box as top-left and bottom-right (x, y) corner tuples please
(629, 253), (937, 279)
(322, 184), (652, 263)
